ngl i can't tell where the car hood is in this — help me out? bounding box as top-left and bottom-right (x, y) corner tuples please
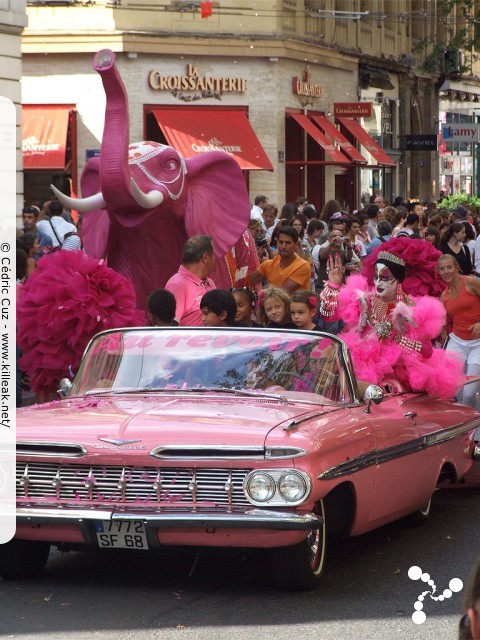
(17, 394), (340, 452)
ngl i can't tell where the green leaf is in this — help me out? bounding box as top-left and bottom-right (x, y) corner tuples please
(438, 194), (480, 212)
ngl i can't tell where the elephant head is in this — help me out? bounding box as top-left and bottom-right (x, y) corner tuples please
(52, 49), (252, 308)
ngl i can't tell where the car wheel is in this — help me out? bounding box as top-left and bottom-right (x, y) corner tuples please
(270, 500), (326, 591)
(0, 540), (50, 580)
(401, 497), (432, 527)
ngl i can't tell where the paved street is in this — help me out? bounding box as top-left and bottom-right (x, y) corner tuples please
(1, 487), (478, 640)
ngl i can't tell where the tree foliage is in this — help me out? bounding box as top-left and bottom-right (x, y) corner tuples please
(438, 193), (480, 212)
(413, 0), (480, 77)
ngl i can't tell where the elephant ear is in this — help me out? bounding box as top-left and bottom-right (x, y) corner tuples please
(184, 151), (251, 257)
(80, 157), (111, 259)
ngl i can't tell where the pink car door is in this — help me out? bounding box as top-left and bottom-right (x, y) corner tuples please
(365, 392), (428, 527)
(367, 391), (478, 527)
(397, 394), (479, 486)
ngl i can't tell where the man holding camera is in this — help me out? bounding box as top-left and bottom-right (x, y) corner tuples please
(255, 235), (272, 263)
(312, 223), (353, 291)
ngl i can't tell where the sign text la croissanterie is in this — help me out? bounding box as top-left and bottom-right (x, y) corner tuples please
(148, 64), (247, 93)
(292, 77), (322, 98)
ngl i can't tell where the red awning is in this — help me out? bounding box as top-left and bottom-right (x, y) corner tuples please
(337, 117), (395, 166)
(310, 115), (367, 163)
(291, 114), (350, 163)
(152, 109), (273, 171)
(22, 106), (70, 170)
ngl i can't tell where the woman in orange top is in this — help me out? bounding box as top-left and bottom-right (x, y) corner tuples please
(438, 254), (480, 407)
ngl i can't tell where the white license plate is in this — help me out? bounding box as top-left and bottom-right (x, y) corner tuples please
(95, 520), (148, 550)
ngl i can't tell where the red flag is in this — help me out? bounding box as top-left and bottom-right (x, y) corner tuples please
(201, 1), (212, 18)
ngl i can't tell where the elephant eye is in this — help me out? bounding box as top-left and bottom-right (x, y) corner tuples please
(166, 160), (179, 171)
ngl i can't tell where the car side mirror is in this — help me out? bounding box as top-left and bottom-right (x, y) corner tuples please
(473, 427), (480, 461)
(363, 385), (384, 413)
(57, 378), (72, 399)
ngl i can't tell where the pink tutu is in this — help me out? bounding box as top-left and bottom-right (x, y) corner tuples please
(17, 251), (145, 396)
(342, 330), (464, 399)
(336, 275), (465, 399)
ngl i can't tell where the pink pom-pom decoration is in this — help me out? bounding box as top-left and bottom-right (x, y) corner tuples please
(17, 251), (146, 396)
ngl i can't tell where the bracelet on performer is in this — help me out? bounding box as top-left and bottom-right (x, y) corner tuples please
(325, 281), (341, 290)
(394, 334), (422, 353)
(319, 283), (340, 318)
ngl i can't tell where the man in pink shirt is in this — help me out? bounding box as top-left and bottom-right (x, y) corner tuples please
(165, 235), (217, 326)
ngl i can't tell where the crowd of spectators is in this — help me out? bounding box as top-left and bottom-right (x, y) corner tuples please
(16, 191), (480, 407)
(242, 194), (480, 296)
(221, 194), (480, 406)
(150, 193), (480, 346)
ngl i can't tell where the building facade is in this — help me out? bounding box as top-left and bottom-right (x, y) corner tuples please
(1, 0), (27, 213)
(21, 0), (476, 211)
(438, 80), (480, 198)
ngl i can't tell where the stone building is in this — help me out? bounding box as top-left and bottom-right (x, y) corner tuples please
(20, 0), (479, 210)
(1, 0), (27, 213)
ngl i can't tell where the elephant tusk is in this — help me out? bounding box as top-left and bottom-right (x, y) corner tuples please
(50, 185), (107, 213)
(130, 178), (164, 209)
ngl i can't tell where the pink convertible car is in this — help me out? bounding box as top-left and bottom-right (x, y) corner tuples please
(9, 327), (480, 590)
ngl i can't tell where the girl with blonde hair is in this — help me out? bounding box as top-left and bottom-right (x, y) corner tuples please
(257, 287), (295, 328)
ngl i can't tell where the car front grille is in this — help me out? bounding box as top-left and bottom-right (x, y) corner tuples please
(16, 462), (251, 511)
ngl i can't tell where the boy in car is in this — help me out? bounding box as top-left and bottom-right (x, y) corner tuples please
(200, 289), (237, 327)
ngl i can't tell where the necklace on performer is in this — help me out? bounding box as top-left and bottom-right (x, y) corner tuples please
(370, 296), (393, 323)
(369, 296), (395, 339)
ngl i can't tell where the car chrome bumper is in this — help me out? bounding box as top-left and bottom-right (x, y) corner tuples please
(17, 507), (322, 531)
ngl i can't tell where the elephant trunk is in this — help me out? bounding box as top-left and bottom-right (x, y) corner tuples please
(94, 49), (145, 219)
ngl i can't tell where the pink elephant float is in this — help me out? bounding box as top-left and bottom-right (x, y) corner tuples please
(52, 49), (255, 308)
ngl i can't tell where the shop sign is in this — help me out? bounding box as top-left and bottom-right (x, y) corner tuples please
(441, 123), (479, 142)
(86, 149), (101, 160)
(292, 65), (322, 98)
(23, 138), (61, 154)
(190, 137), (242, 154)
(405, 135), (437, 151)
(333, 102), (372, 118)
(382, 107), (393, 135)
(382, 101), (393, 150)
(148, 64), (247, 95)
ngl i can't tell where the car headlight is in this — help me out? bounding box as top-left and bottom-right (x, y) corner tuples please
(246, 472), (275, 502)
(244, 469), (312, 505)
(278, 472), (308, 502)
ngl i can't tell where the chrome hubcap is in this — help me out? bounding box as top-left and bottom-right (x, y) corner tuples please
(308, 529), (320, 567)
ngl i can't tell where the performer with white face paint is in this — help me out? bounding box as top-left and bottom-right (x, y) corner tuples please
(318, 239), (465, 398)
(374, 262), (398, 299)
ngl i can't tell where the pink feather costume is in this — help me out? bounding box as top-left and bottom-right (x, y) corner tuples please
(319, 237), (465, 399)
(328, 275), (464, 398)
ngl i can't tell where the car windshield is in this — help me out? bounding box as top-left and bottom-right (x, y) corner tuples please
(70, 328), (352, 405)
